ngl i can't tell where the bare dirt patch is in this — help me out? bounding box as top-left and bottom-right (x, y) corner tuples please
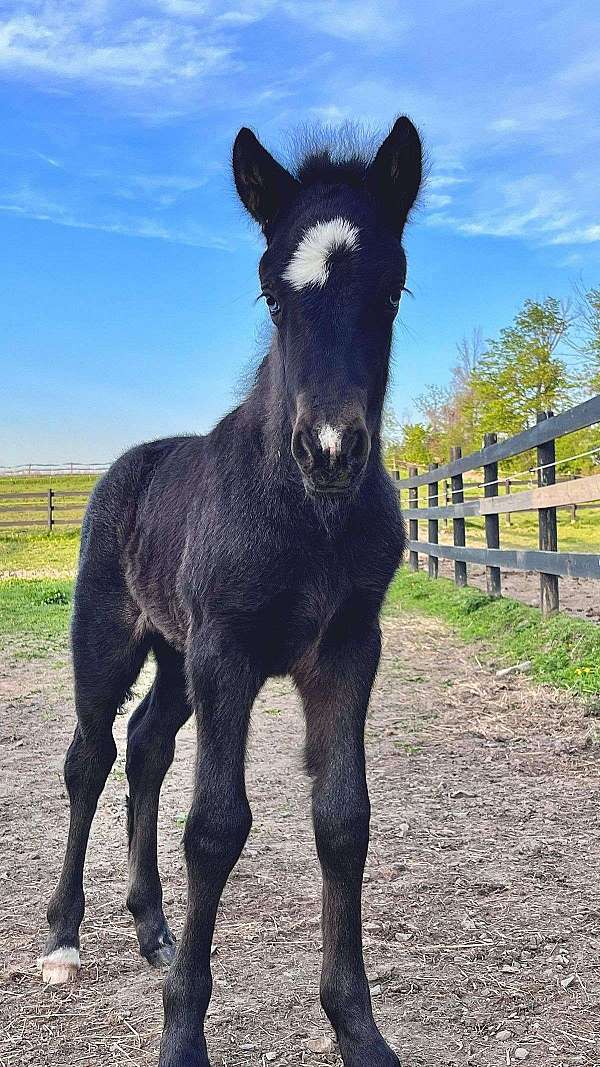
(1, 617), (600, 1066)
(438, 560), (600, 624)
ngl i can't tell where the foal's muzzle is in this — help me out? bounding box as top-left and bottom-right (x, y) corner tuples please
(291, 416), (371, 495)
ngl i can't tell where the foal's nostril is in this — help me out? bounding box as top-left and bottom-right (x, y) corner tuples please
(291, 426), (316, 471)
(346, 425), (370, 468)
(292, 416), (370, 489)
(341, 424), (369, 471)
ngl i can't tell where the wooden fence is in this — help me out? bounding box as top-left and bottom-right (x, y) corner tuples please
(2, 396), (599, 616)
(0, 489), (90, 531)
(394, 395), (600, 615)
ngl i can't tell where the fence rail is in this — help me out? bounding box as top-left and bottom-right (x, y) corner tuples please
(0, 489), (91, 530)
(394, 395), (600, 615)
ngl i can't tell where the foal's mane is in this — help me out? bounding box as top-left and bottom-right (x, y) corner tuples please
(285, 122), (380, 188)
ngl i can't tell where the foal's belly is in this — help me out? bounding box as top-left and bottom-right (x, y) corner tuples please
(128, 525), (354, 672)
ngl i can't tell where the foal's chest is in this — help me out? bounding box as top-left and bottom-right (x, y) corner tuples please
(238, 546), (355, 675)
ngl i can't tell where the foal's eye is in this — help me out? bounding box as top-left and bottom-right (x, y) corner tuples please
(262, 292), (281, 317)
(388, 293), (402, 310)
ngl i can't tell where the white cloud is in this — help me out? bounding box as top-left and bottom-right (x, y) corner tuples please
(0, 185), (233, 248)
(0, 0), (598, 258)
(551, 225), (600, 245)
(309, 104), (349, 123)
(0, 0), (409, 107)
(281, 1), (411, 42)
(0, 5), (234, 91)
(427, 193), (452, 209)
(559, 51), (600, 86)
(152, 0), (210, 14)
(428, 174), (469, 189)
(33, 150), (63, 168)
(425, 171), (600, 247)
(113, 170), (216, 206)
(489, 117), (521, 133)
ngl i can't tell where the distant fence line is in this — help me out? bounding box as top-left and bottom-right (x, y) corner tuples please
(393, 395), (600, 615)
(0, 463), (110, 477)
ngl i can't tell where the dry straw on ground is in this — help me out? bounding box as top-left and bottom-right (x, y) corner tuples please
(2, 615), (599, 1065)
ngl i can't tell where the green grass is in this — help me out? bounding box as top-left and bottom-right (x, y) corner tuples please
(385, 569), (600, 696)
(1, 525), (598, 693)
(0, 529), (80, 578)
(0, 473), (99, 494)
(0, 578), (73, 643)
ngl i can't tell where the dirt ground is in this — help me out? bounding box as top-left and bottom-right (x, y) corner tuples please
(2, 616), (600, 1067)
(437, 561), (600, 624)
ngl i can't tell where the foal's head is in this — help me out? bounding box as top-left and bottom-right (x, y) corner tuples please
(233, 118), (422, 497)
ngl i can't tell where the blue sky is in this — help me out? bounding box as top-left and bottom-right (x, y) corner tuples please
(1, 0), (599, 464)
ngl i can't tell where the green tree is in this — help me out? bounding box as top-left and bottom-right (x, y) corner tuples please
(415, 384), (455, 459)
(470, 297), (574, 442)
(572, 285), (600, 393)
(381, 405), (404, 470)
(446, 328), (484, 454)
(397, 421), (433, 466)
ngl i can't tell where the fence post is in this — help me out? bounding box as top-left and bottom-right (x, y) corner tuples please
(47, 488), (54, 532)
(428, 462), (439, 579)
(505, 478), (512, 526)
(537, 411), (559, 614)
(450, 446), (467, 587)
(483, 433), (501, 597)
(408, 465), (419, 572)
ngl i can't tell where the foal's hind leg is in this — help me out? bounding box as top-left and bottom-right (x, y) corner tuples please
(40, 593), (149, 985)
(126, 639), (191, 967)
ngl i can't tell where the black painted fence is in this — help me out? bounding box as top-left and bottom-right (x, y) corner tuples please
(394, 395), (600, 615)
(0, 489), (90, 530)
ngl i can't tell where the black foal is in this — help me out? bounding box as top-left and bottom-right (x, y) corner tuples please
(41, 114), (422, 1066)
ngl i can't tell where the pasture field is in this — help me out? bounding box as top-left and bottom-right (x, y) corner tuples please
(386, 571), (600, 696)
(0, 474), (98, 532)
(0, 474), (99, 494)
(0, 531), (80, 580)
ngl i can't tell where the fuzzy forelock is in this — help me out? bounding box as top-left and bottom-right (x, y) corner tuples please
(284, 122), (380, 188)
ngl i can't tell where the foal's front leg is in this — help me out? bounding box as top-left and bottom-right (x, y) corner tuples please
(158, 626), (263, 1067)
(295, 618), (400, 1067)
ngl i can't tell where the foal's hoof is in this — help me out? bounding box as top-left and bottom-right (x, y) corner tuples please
(147, 940), (177, 968)
(138, 914), (177, 969)
(144, 926), (177, 969)
(38, 947), (81, 986)
(339, 1032), (401, 1067)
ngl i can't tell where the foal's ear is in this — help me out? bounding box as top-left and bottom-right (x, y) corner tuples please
(233, 128), (299, 232)
(366, 116), (423, 236)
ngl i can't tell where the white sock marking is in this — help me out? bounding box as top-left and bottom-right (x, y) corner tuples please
(38, 946), (81, 984)
(283, 217), (360, 290)
(38, 947), (81, 969)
